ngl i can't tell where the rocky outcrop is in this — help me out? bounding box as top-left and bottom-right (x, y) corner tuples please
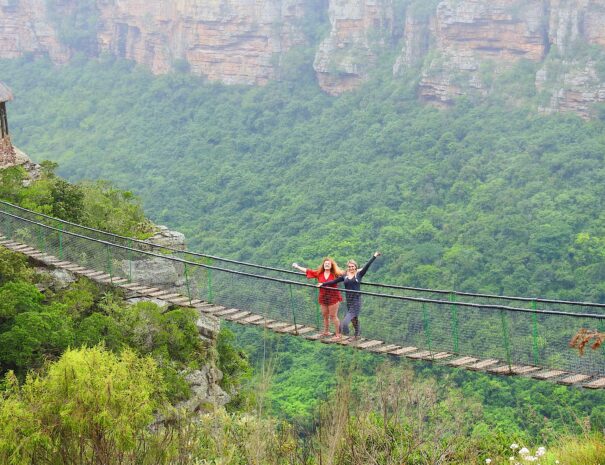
(416, 0), (549, 105)
(535, 0), (605, 117)
(393, 9), (432, 74)
(0, 0), (69, 62)
(6, 0), (314, 85)
(314, 0), (396, 95)
(1, 0), (307, 85)
(96, 0), (309, 85)
(0, 145), (42, 182)
(536, 61), (605, 119)
(179, 365), (230, 412)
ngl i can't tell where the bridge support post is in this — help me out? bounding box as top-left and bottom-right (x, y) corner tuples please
(314, 288), (321, 330)
(58, 224), (63, 260)
(207, 268), (213, 303)
(422, 303), (433, 354)
(106, 243), (112, 280)
(184, 263), (192, 305)
(500, 310), (512, 369)
(449, 293), (459, 353)
(531, 300), (540, 365)
(37, 223), (45, 253)
(128, 239), (133, 282)
(289, 284), (298, 334)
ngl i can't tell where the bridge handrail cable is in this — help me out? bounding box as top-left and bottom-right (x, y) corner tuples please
(1, 208), (604, 320)
(2, 200), (605, 309)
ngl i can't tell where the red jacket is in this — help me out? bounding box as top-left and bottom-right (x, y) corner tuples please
(306, 269), (342, 305)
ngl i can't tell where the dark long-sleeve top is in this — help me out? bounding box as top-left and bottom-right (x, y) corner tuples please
(321, 255), (377, 292)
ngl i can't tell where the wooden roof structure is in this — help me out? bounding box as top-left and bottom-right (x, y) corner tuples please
(0, 81), (14, 103)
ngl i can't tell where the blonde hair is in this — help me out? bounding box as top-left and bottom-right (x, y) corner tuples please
(315, 257), (344, 276)
(347, 259), (358, 270)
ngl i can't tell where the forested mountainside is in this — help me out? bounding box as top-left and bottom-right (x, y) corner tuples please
(2, 0), (605, 117)
(4, 57), (605, 302)
(1, 164), (604, 465)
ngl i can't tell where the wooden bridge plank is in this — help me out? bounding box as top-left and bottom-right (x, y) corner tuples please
(82, 271), (106, 278)
(267, 322), (290, 330)
(558, 374), (592, 386)
(321, 336), (348, 344)
(415, 351), (454, 361)
(251, 318), (275, 326)
(155, 293), (182, 300)
(148, 290), (173, 297)
(388, 346), (418, 356)
(406, 350), (433, 359)
(226, 311), (251, 321)
(214, 308), (240, 317)
(305, 333), (329, 341)
(239, 314), (264, 324)
(121, 285), (148, 291)
(357, 340), (384, 350)
(13, 245), (34, 251)
(584, 377), (605, 389)
(291, 326), (316, 335)
(447, 356), (477, 367)
(199, 306), (226, 314)
(467, 359), (499, 371)
(333, 336), (361, 346)
(511, 366), (541, 375)
(488, 365), (517, 375)
(371, 344), (400, 353)
(168, 297), (192, 305)
(275, 324), (298, 333)
(138, 287), (161, 294)
(531, 370), (568, 380)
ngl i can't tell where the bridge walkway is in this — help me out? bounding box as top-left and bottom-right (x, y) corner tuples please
(1, 234), (603, 390)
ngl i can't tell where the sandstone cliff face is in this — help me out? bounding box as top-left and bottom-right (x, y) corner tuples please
(313, 0), (396, 95)
(536, 0), (605, 117)
(95, 0), (308, 85)
(0, 0), (307, 85)
(416, 0), (549, 105)
(2, 0), (605, 116)
(0, 0), (69, 62)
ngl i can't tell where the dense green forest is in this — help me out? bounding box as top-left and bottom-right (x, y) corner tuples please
(2, 55), (605, 463)
(3, 56), (605, 301)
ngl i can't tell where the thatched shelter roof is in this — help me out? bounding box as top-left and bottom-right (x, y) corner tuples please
(0, 81), (14, 103)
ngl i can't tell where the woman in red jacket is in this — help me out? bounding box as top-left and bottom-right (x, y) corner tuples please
(292, 258), (343, 338)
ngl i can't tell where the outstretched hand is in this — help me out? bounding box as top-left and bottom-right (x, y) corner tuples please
(374, 251), (382, 257)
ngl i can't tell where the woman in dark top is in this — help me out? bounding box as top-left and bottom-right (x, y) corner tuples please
(320, 252), (381, 339)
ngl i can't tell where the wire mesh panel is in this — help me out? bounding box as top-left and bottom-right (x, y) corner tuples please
(1, 206), (605, 378)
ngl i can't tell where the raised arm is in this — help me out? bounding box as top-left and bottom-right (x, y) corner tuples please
(292, 262), (307, 273)
(357, 251), (381, 279)
(320, 275), (345, 287)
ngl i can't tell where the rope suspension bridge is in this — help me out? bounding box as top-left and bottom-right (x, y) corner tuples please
(1, 200), (604, 389)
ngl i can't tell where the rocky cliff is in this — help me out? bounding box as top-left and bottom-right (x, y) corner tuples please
(0, 0), (308, 85)
(2, 0), (605, 116)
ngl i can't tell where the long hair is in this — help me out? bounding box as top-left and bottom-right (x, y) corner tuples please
(315, 257), (344, 277)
